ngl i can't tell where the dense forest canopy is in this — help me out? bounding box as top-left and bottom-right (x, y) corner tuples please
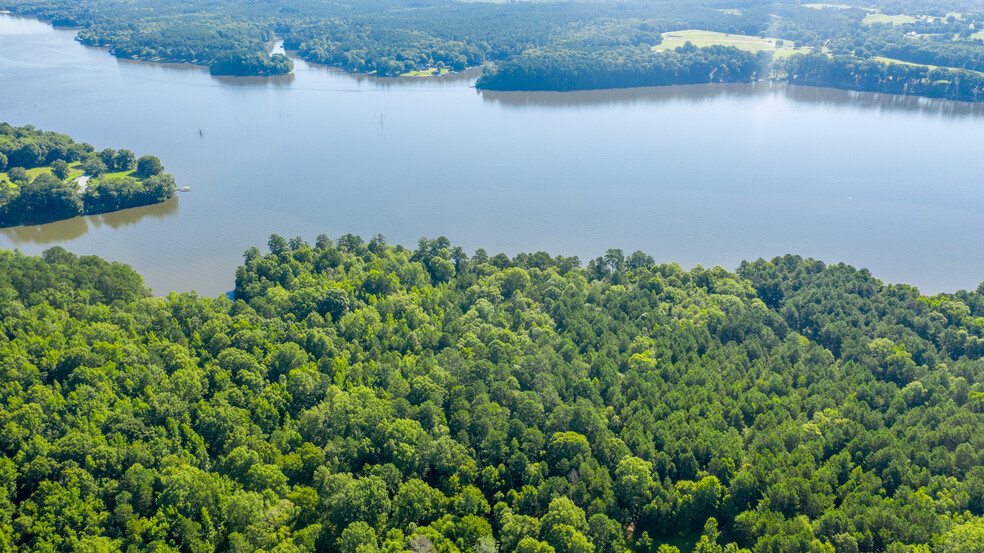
(0, 123), (176, 227)
(2, 235), (984, 552)
(6, 0), (984, 96)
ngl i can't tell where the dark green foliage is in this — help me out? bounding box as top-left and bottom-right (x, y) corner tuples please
(209, 50), (293, 77)
(476, 44), (762, 91)
(134, 155), (163, 179)
(50, 159), (70, 180)
(113, 149), (136, 172)
(81, 155), (107, 178)
(0, 172), (82, 224)
(1, 238), (984, 551)
(0, 122), (91, 170)
(81, 174), (175, 216)
(6, 167), (28, 183)
(774, 52), (984, 102)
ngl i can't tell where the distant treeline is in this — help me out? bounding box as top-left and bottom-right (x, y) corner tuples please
(775, 53), (984, 102)
(477, 46), (984, 102)
(880, 40), (984, 74)
(0, 123), (176, 227)
(0, 0), (769, 78)
(476, 44), (763, 91)
(8, 0), (984, 97)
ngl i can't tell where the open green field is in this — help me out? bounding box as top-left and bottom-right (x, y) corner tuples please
(0, 162), (112, 185)
(871, 55), (934, 68)
(102, 168), (136, 179)
(871, 53), (984, 75)
(399, 67), (451, 77)
(802, 3), (855, 9)
(656, 30), (809, 58)
(863, 12), (918, 25)
(862, 8), (961, 25)
(649, 30), (981, 79)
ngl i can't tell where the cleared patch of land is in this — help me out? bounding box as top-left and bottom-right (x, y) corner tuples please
(863, 12), (918, 25)
(871, 55), (933, 68)
(102, 168), (137, 179)
(870, 55), (983, 76)
(399, 67), (451, 77)
(650, 30), (981, 79)
(0, 162), (121, 186)
(802, 3), (855, 9)
(656, 30), (808, 58)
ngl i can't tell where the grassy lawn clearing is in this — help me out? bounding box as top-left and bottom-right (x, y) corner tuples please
(863, 12), (918, 25)
(0, 162), (125, 185)
(656, 30), (808, 58)
(399, 67), (451, 77)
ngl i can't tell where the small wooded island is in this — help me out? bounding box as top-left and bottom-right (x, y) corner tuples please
(0, 123), (176, 227)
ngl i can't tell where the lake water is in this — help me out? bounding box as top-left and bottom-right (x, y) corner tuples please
(3, 13), (984, 296)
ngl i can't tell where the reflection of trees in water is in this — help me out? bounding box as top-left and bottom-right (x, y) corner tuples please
(0, 196), (179, 245)
(297, 57), (482, 88)
(349, 66), (481, 88)
(0, 215), (89, 244)
(92, 195), (179, 229)
(211, 72), (296, 87)
(116, 55), (297, 87)
(480, 81), (984, 117)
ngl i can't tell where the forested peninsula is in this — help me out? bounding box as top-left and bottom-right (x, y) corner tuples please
(0, 123), (176, 227)
(7, 0), (984, 98)
(3, 235), (984, 552)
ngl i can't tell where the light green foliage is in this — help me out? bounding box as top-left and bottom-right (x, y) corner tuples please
(516, 538), (556, 553)
(0, 241), (982, 553)
(501, 267), (531, 297)
(614, 456), (654, 519)
(392, 479), (447, 528)
(545, 524), (594, 553)
(942, 517), (984, 553)
(339, 521), (379, 553)
(501, 513), (542, 552)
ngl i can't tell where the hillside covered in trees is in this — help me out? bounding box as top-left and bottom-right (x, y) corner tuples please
(2, 236), (984, 552)
(0, 123), (176, 227)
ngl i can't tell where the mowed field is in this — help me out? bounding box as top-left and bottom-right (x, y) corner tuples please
(0, 162), (136, 186)
(862, 11), (962, 25)
(655, 30), (810, 58)
(862, 12), (919, 25)
(0, 163), (83, 185)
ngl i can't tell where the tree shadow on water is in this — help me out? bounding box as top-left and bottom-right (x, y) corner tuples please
(0, 196), (179, 245)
